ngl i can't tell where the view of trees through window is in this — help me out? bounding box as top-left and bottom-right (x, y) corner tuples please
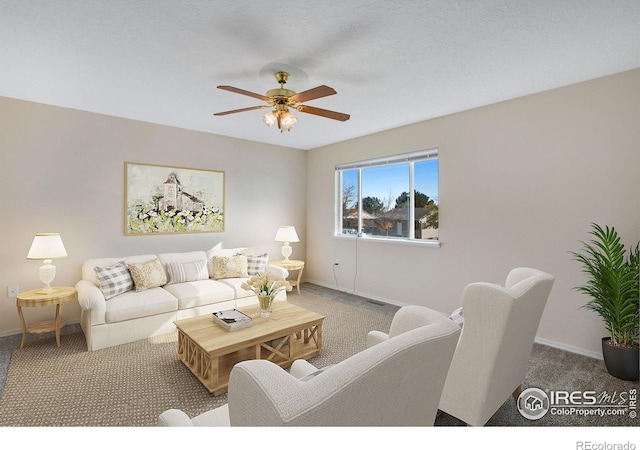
(337, 150), (438, 241)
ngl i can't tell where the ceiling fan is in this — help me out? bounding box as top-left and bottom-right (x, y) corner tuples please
(214, 71), (350, 133)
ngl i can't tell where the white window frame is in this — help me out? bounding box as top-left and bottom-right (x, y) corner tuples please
(335, 148), (439, 246)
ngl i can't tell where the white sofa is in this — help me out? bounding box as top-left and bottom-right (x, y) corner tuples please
(75, 247), (288, 351)
(158, 305), (461, 426)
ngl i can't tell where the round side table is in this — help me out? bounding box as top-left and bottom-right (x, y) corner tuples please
(271, 260), (305, 294)
(16, 286), (76, 348)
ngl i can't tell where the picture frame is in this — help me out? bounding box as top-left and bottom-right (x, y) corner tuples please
(124, 162), (225, 235)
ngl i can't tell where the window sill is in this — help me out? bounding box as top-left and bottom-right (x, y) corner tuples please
(333, 234), (441, 248)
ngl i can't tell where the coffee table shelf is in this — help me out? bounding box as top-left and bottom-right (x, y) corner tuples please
(175, 302), (324, 395)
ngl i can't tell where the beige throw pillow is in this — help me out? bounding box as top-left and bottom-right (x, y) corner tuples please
(127, 258), (167, 292)
(212, 255), (248, 279)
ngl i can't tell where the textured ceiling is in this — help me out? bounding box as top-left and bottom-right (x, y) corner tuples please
(1, 0), (639, 150)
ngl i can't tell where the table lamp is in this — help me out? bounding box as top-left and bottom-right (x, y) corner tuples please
(274, 226), (299, 262)
(27, 233), (68, 293)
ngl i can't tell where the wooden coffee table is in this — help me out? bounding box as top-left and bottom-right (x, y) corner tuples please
(174, 301), (325, 395)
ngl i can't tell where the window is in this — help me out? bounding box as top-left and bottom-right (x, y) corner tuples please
(336, 149), (438, 241)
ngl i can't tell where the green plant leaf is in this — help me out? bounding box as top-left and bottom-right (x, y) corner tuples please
(571, 223), (639, 347)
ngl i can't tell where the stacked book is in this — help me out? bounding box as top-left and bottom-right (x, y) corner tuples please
(212, 309), (253, 331)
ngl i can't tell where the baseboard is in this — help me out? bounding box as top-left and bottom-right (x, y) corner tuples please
(306, 280), (604, 360)
(305, 279), (409, 308)
(534, 336), (603, 360)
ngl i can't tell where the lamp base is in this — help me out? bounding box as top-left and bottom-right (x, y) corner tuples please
(281, 242), (293, 262)
(39, 259), (56, 294)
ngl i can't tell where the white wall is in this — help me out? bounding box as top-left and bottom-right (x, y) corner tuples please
(0, 98), (307, 335)
(2, 70), (638, 357)
(306, 69), (640, 358)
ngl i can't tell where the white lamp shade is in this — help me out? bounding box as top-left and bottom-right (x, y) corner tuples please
(274, 226), (299, 243)
(27, 233), (68, 260)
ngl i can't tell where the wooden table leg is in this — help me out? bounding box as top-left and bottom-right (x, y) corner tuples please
(54, 304), (62, 347)
(296, 267), (304, 294)
(316, 324), (323, 349)
(17, 305), (27, 349)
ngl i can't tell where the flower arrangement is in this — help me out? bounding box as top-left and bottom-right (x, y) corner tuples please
(241, 272), (292, 298)
(127, 203), (223, 234)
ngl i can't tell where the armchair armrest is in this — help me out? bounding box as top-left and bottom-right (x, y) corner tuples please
(158, 409), (194, 427)
(290, 359), (318, 379)
(366, 330), (389, 348)
(158, 405), (230, 427)
(228, 360), (306, 426)
(367, 305), (451, 348)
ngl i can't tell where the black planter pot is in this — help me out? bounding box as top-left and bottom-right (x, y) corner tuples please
(601, 337), (639, 381)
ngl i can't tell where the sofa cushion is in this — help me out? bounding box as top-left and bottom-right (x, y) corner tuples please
(212, 255), (248, 279)
(128, 257), (168, 292)
(166, 259), (209, 284)
(105, 287), (178, 323)
(246, 253), (269, 275)
(94, 261), (134, 300)
(163, 279), (236, 310)
(217, 278), (256, 299)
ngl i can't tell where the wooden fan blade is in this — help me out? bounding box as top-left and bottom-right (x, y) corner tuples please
(296, 105), (350, 122)
(217, 85), (270, 102)
(289, 85), (336, 104)
(214, 105), (270, 116)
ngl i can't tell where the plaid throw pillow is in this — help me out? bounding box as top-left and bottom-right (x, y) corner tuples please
(94, 261), (134, 300)
(245, 253), (268, 275)
(166, 259), (209, 284)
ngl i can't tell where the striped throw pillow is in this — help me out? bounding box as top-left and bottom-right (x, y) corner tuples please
(166, 259), (209, 284)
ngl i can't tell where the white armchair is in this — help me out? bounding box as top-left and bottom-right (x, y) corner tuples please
(438, 267), (555, 426)
(158, 305), (461, 426)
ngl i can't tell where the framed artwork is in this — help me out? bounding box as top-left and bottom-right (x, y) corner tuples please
(125, 162), (225, 235)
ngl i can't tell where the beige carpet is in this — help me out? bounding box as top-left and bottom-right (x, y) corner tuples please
(2, 286), (636, 428)
(0, 291), (394, 427)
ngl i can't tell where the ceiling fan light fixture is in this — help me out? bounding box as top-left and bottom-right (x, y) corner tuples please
(280, 110), (297, 132)
(262, 110), (277, 127)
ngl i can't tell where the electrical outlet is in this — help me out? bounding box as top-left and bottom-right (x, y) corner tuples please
(7, 285), (19, 298)
(334, 259), (340, 266)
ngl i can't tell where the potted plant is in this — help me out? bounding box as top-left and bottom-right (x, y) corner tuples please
(571, 223), (639, 381)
